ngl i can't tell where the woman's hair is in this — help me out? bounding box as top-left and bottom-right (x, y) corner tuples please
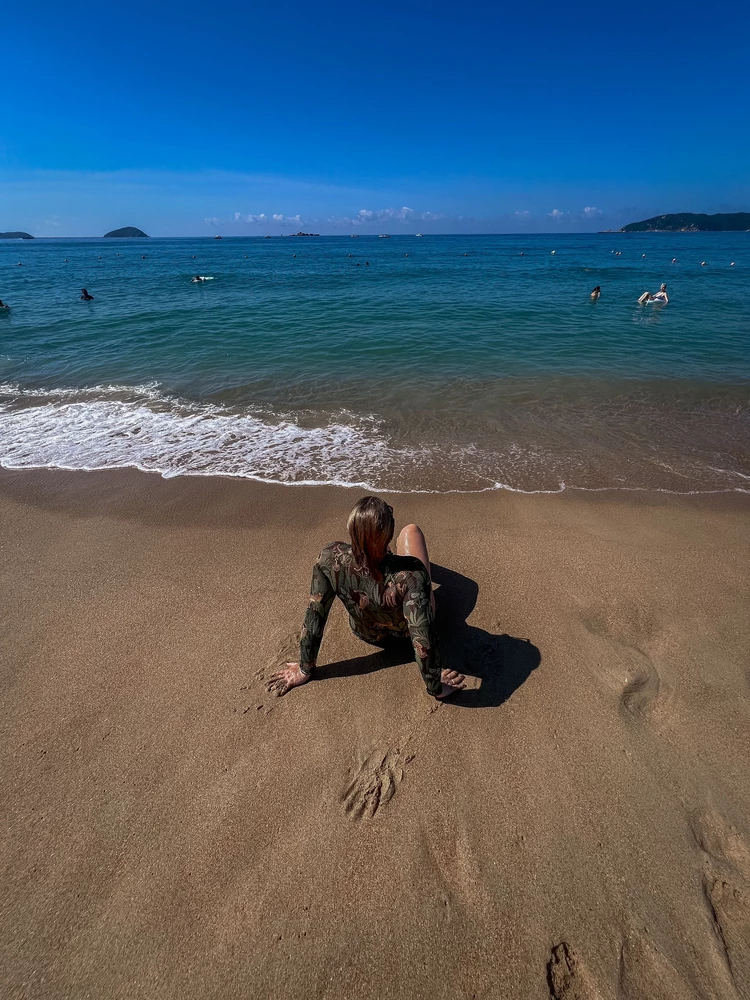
(347, 496), (395, 581)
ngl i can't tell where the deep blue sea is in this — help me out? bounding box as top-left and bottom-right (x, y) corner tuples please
(1, 233), (748, 492)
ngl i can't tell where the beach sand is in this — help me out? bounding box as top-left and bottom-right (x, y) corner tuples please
(1, 468), (749, 999)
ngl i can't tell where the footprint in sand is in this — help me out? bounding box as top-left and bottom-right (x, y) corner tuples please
(547, 942), (602, 1000)
(706, 878), (750, 997)
(580, 605), (665, 722)
(580, 604), (657, 649)
(618, 926), (700, 1000)
(690, 807), (750, 996)
(619, 648), (662, 721)
(691, 807), (750, 880)
(341, 746), (415, 821)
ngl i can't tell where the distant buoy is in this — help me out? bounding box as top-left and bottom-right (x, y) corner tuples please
(142, 255), (146, 259)
(17, 262), (22, 266)
(701, 261), (707, 266)
(551, 250), (556, 255)
(730, 261), (736, 266)
(672, 258), (677, 263)
(642, 254), (646, 258)
(293, 254), (296, 257)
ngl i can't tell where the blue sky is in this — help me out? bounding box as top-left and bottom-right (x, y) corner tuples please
(3, 0), (748, 236)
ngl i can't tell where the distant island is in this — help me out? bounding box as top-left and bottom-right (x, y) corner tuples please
(103, 227), (149, 238)
(620, 213), (750, 233)
(289, 231), (320, 237)
(0, 231), (34, 239)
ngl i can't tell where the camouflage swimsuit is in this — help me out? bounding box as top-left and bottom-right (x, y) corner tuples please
(299, 541), (441, 696)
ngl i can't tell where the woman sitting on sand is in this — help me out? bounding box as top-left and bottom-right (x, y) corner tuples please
(267, 496), (466, 700)
(638, 283), (668, 305)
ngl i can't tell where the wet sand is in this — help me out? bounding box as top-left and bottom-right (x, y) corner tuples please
(1, 469), (749, 1000)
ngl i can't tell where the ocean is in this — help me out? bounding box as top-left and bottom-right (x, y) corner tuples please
(1, 233), (748, 494)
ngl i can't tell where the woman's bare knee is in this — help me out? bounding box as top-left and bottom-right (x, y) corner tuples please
(396, 524), (430, 576)
(397, 523), (423, 548)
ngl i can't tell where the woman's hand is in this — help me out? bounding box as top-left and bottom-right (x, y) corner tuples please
(267, 662), (311, 696)
(436, 668), (466, 700)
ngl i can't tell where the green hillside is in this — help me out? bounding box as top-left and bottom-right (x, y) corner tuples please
(621, 213), (750, 233)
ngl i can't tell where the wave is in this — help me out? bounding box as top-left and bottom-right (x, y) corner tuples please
(0, 383), (747, 495)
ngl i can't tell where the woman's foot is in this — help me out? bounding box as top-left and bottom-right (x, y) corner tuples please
(435, 669), (466, 699)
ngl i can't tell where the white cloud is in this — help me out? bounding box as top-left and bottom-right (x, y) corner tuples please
(244, 213), (267, 223)
(330, 207), (444, 228)
(204, 216), (223, 227)
(515, 210), (531, 218)
(548, 208), (564, 218)
(44, 214), (61, 226)
(271, 213), (303, 225)
(583, 206), (603, 217)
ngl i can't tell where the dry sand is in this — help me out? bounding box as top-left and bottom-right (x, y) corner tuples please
(1, 468), (749, 1000)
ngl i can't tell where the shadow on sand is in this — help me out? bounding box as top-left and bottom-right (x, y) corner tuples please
(314, 563), (541, 709)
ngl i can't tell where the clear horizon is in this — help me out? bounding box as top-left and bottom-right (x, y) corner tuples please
(3, 0), (748, 237)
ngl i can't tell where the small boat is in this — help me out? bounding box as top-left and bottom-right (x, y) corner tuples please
(350, 234), (359, 238)
(379, 233), (390, 238)
(214, 234), (222, 240)
(415, 233), (423, 237)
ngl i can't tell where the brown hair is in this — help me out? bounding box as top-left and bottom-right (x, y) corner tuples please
(347, 496), (395, 582)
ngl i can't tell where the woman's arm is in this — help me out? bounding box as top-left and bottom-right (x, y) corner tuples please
(267, 555), (335, 696)
(401, 568), (443, 697)
(299, 559), (336, 673)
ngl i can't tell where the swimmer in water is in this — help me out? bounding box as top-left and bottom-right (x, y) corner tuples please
(590, 285), (601, 301)
(0, 299), (10, 310)
(81, 288), (94, 301)
(191, 275), (206, 283)
(638, 283), (668, 305)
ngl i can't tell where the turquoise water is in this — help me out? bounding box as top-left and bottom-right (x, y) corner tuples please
(1, 233), (748, 492)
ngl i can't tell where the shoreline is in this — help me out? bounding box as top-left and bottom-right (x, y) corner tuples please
(2, 467), (749, 998)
